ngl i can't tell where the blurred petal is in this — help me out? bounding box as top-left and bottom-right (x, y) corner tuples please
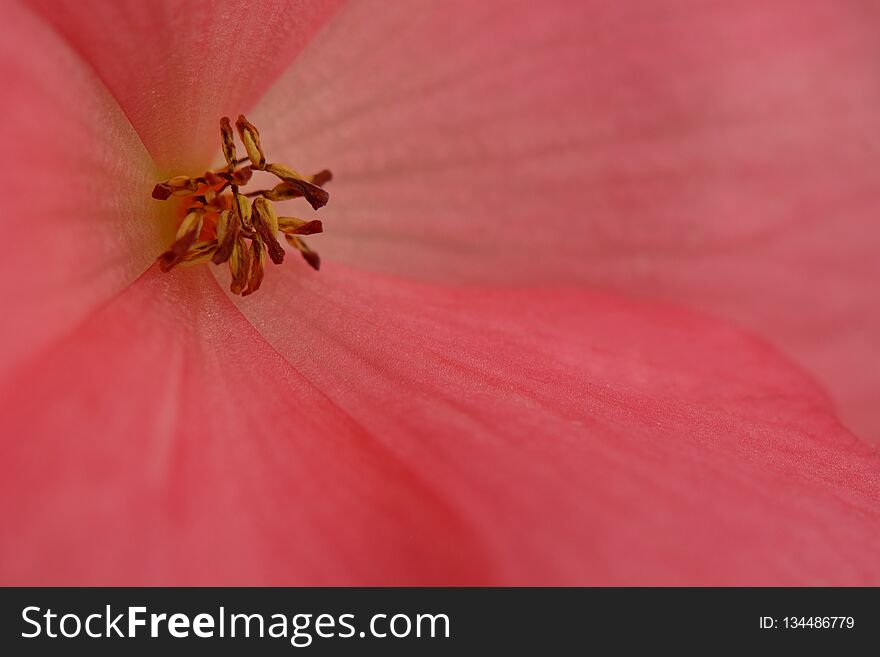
(253, 0), (880, 439)
(251, 0), (596, 280)
(0, 267), (490, 585)
(3, 257), (877, 583)
(222, 262), (880, 585)
(26, 0), (344, 172)
(0, 1), (165, 378)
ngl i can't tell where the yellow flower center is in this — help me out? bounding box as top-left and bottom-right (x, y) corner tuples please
(151, 115), (331, 296)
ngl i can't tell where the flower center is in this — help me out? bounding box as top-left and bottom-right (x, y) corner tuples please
(151, 115), (331, 296)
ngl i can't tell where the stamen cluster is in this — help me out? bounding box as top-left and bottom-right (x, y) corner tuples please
(151, 115), (331, 296)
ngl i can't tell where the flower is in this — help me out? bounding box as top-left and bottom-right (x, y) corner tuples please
(0, 0), (878, 585)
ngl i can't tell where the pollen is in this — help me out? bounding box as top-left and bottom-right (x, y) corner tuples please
(151, 115), (331, 295)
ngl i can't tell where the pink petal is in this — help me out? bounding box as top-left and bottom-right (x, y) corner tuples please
(6, 260), (872, 584)
(251, 0), (880, 439)
(238, 262), (880, 585)
(26, 0), (344, 172)
(0, 267), (489, 585)
(249, 0), (598, 281)
(0, 2), (165, 378)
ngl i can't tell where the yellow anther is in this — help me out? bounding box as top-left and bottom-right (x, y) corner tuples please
(266, 163), (329, 210)
(169, 175), (196, 192)
(262, 182), (301, 202)
(228, 236), (250, 295)
(233, 192), (253, 231)
(243, 237), (266, 296)
(180, 241), (219, 266)
(158, 208), (205, 272)
(253, 197), (279, 235)
(220, 117), (237, 169)
(151, 115), (331, 294)
(235, 115), (266, 169)
(278, 216), (323, 235)
(152, 175), (198, 200)
(175, 208), (204, 241)
(213, 207), (240, 266)
(215, 209), (231, 245)
(252, 197), (284, 264)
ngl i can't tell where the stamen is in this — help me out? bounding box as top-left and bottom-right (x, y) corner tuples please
(243, 237), (266, 296)
(228, 236), (251, 295)
(265, 163), (329, 210)
(158, 208), (204, 271)
(202, 170), (225, 186)
(231, 166), (253, 186)
(235, 115), (266, 170)
(232, 189), (254, 232)
(151, 115), (331, 294)
(285, 234), (321, 271)
(180, 241), (219, 266)
(152, 175), (198, 200)
(244, 169), (332, 201)
(310, 170), (334, 187)
(212, 209), (238, 265)
(215, 209), (231, 245)
(175, 206), (205, 241)
(253, 197), (285, 264)
(278, 216), (323, 236)
(219, 117), (237, 170)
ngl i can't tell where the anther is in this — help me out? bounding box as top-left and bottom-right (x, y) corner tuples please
(285, 234), (321, 271)
(215, 209), (231, 245)
(220, 117), (237, 170)
(181, 241), (219, 266)
(151, 115), (331, 294)
(311, 170), (333, 187)
(243, 237), (266, 296)
(253, 197), (285, 264)
(265, 163), (329, 210)
(152, 175), (198, 200)
(235, 115), (266, 170)
(158, 208), (205, 271)
(228, 236), (251, 295)
(212, 208), (239, 265)
(232, 190), (253, 232)
(202, 170), (225, 186)
(278, 216), (323, 236)
(175, 207), (204, 240)
(231, 166), (253, 186)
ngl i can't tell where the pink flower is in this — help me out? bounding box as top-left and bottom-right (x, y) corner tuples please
(1, 0), (878, 585)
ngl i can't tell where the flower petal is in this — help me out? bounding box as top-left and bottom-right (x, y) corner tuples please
(4, 259), (879, 583)
(220, 262), (879, 584)
(0, 1), (165, 379)
(26, 0), (344, 172)
(0, 266), (491, 585)
(250, 0), (598, 280)
(252, 0), (880, 439)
